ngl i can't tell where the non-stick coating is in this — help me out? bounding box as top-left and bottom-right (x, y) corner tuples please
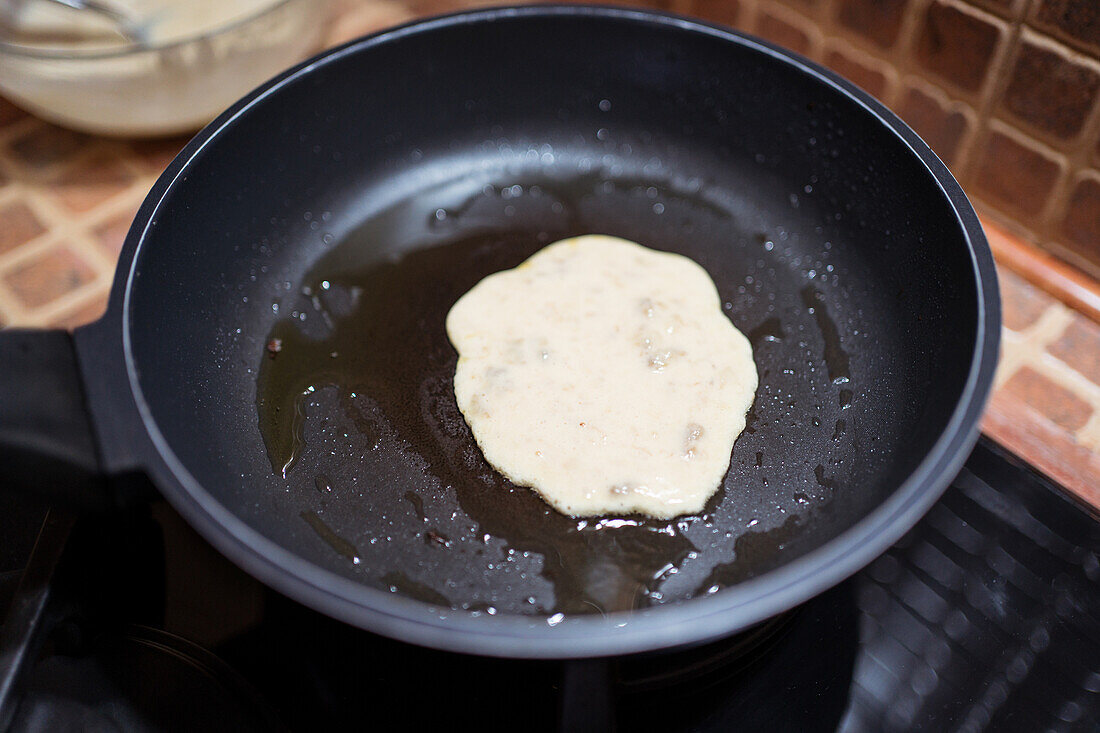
(111, 8), (996, 655)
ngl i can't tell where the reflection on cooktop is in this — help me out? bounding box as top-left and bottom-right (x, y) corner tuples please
(1, 440), (1097, 731)
(842, 445), (1100, 732)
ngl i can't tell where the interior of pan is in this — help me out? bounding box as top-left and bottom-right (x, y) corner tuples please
(123, 10), (980, 622)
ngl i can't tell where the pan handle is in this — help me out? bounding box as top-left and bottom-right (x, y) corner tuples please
(0, 329), (112, 511)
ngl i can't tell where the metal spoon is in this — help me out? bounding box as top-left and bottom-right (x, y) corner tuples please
(39, 0), (150, 45)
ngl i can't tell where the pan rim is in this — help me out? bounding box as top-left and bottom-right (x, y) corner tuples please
(110, 4), (1000, 658)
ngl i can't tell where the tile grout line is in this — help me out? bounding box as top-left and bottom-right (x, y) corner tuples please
(0, 176), (152, 324)
(888, 0), (934, 121)
(1034, 352), (1100, 407)
(25, 278), (112, 329)
(995, 331), (1029, 388)
(1011, 28), (1100, 232)
(962, 0), (1029, 187)
(0, 144), (102, 191)
(2, 180), (150, 277)
(0, 183), (28, 207)
(0, 280), (28, 323)
(993, 303), (1073, 388)
(1000, 300), (1100, 451)
(1077, 413), (1100, 452)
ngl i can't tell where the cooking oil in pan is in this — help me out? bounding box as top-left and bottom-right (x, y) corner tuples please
(255, 167), (857, 616)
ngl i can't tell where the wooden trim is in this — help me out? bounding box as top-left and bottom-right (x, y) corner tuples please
(981, 216), (1100, 325)
(982, 389), (1100, 512)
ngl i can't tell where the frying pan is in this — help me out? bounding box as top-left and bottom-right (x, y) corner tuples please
(1, 6), (999, 658)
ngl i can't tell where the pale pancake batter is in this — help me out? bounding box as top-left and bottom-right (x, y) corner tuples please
(446, 235), (758, 519)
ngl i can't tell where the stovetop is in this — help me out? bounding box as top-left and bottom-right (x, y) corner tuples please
(1, 439), (1097, 732)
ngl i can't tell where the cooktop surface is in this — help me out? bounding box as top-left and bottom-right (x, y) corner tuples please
(1, 439), (1097, 732)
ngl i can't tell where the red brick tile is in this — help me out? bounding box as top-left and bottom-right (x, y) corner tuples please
(0, 97), (28, 129)
(126, 136), (189, 176)
(0, 201), (46, 254)
(50, 153), (136, 214)
(914, 1), (1004, 94)
(50, 292), (109, 330)
(897, 86), (970, 166)
(691, 0), (741, 27)
(1001, 366), (1093, 431)
(1061, 175), (1100, 267)
(824, 47), (889, 98)
(1048, 313), (1100, 384)
(501, 0), (656, 4)
(999, 38), (1100, 141)
(983, 388), (1100, 509)
(6, 124), (91, 171)
(756, 10), (812, 55)
(92, 206), (138, 261)
(836, 0), (908, 49)
(970, 0), (1022, 18)
(324, 1), (415, 46)
(4, 246), (96, 309)
(998, 267), (1056, 331)
(972, 130), (1062, 217)
(403, 0), (477, 13)
(1030, 0), (1100, 55)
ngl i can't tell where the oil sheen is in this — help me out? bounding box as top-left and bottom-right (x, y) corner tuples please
(255, 170), (851, 616)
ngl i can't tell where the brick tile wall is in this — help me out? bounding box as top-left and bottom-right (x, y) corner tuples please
(973, 126), (1063, 216)
(1002, 365), (1093, 430)
(1030, 0), (1100, 55)
(825, 46), (892, 97)
(897, 84), (970, 165)
(4, 245), (96, 310)
(1001, 34), (1099, 141)
(681, 0), (1100, 279)
(837, 0), (908, 48)
(915, 1), (1006, 95)
(1063, 173), (1100, 251)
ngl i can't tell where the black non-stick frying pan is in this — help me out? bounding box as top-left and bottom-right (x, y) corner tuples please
(1, 6), (999, 658)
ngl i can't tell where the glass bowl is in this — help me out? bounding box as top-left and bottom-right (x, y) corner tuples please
(0, 0), (332, 137)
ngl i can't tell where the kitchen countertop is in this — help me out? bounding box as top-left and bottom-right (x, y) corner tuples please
(0, 0), (1098, 512)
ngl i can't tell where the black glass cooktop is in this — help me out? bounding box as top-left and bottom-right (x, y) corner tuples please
(1, 439), (1097, 732)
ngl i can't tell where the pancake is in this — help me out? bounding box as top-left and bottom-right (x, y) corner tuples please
(446, 235), (758, 519)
